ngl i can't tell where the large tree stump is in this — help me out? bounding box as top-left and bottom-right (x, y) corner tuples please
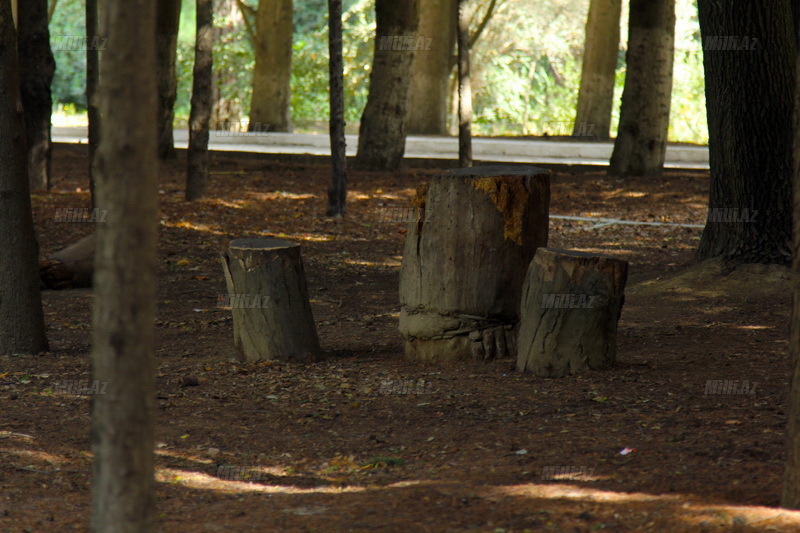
(220, 238), (322, 363)
(399, 165), (550, 362)
(516, 248), (628, 377)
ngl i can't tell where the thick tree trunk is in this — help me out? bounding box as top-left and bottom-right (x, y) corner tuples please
(249, 0), (293, 132)
(186, 0), (214, 201)
(608, 0), (674, 177)
(220, 239), (322, 362)
(211, 0), (243, 128)
(326, 0), (347, 217)
(407, 0), (456, 135)
(696, 0), (794, 265)
(18, 0), (55, 191)
(355, 0), (418, 171)
(86, 0), (100, 208)
(457, 0), (472, 167)
(156, 0), (182, 160)
(782, 1), (800, 508)
(0, 0), (49, 355)
(573, 0), (621, 140)
(516, 248), (628, 377)
(89, 0), (157, 531)
(399, 165), (550, 363)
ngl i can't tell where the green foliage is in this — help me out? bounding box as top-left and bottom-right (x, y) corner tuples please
(49, 0), (709, 143)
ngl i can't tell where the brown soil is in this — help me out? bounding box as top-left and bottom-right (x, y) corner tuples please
(1, 145), (797, 532)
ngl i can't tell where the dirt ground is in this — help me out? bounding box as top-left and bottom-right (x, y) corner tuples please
(1, 145), (798, 532)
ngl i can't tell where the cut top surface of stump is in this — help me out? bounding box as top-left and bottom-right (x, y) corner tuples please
(229, 238), (298, 251)
(446, 165), (549, 178)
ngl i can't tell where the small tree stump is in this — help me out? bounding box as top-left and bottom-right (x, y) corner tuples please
(399, 165), (550, 362)
(516, 248), (628, 377)
(220, 238), (322, 363)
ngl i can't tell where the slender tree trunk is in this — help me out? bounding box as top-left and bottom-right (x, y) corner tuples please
(249, 0), (293, 132)
(186, 0), (214, 201)
(696, 0), (794, 265)
(156, 0), (182, 160)
(355, 0), (419, 171)
(457, 0), (471, 167)
(608, 0), (675, 177)
(18, 0), (55, 191)
(211, 0), (243, 128)
(89, 0), (158, 530)
(0, 0), (49, 355)
(86, 0), (100, 208)
(407, 0), (456, 135)
(326, 0), (347, 217)
(573, 0), (621, 140)
(784, 42), (800, 507)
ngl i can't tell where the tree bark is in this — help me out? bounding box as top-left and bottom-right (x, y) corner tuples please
(608, 0), (675, 177)
(782, 0), (800, 509)
(355, 0), (419, 171)
(407, 0), (456, 135)
(573, 0), (621, 140)
(249, 0), (293, 132)
(18, 0), (55, 191)
(696, 0), (794, 265)
(399, 165), (550, 363)
(89, 0), (157, 530)
(0, 0), (49, 355)
(220, 239), (323, 363)
(156, 0), (182, 160)
(516, 248), (628, 377)
(86, 0), (100, 208)
(326, 0), (347, 217)
(186, 0), (214, 201)
(457, 0), (472, 167)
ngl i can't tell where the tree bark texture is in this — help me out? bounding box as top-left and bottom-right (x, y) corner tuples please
(156, 0), (182, 160)
(457, 0), (472, 167)
(186, 0), (214, 201)
(326, 0), (347, 217)
(249, 0), (293, 132)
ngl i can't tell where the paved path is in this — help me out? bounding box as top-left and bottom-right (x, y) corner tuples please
(52, 126), (709, 170)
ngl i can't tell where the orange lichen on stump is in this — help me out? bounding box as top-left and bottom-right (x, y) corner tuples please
(470, 176), (530, 246)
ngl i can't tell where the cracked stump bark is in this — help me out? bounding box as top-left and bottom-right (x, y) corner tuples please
(516, 248), (628, 377)
(398, 165), (550, 363)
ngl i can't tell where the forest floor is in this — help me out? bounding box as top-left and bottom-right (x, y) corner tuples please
(1, 145), (796, 532)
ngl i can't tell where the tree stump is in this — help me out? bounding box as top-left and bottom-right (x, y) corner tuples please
(39, 233), (95, 289)
(398, 165), (550, 362)
(516, 248), (628, 377)
(220, 238), (322, 363)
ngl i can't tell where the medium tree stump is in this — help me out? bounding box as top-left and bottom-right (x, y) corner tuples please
(516, 248), (628, 377)
(220, 238), (322, 363)
(399, 165), (550, 362)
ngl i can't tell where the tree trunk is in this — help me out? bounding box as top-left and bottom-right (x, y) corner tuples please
(220, 239), (322, 362)
(186, 0), (214, 201)
(407, 0), (456, 135)
(398, 165), (550, 363)
(326, 0), (347, 217)
(573, 0), (621, 140)
(89, 0), (157, 530)
(516, 248), (628, 377)
(0, 0), (49, 355)
(355, 0), (419, 171)
(18, 0), (55, 191)
(156, 0), (182, 160)
(210, 0), (243, 128)
(457, 0), (472, 167)
(782, 0), (800, 509)
(249, 0), (293, 132)
(86, 0), (100, 208)
(696, 0), (794, 265)
(608, 0), (674, 177)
